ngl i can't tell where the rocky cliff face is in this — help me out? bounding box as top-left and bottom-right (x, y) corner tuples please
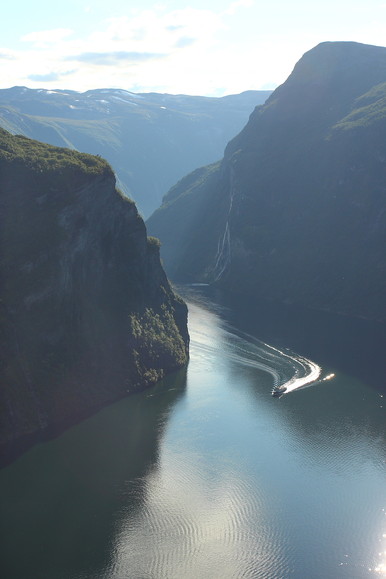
(0, 128), (189, 463)
(147, 42), (386, 322)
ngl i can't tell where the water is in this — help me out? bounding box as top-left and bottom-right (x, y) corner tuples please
(0, 288), (385, 578)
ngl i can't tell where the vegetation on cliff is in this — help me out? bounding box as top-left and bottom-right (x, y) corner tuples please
(0, 128), (189, 464)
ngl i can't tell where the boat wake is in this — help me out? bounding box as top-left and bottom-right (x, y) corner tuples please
(226, 329), (324, 396)
(184, 290), (333, 398)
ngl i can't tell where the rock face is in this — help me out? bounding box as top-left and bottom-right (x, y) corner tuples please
(0, 128), (189, 463)
(0, 88), (271, 217)
(147, 42), (386, 322)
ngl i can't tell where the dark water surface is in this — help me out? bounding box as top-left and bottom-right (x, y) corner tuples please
(1, 288), (385, 578)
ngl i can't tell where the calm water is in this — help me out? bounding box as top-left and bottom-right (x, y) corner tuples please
(0, 288), (385, 579)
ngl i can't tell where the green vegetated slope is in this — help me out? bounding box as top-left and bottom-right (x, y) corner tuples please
(0, 128), (189, 463)
(0, 88), (271, 217)
(147, 42), (386, 322)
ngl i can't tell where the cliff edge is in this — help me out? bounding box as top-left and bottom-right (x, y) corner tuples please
(0, 128), (189, 464)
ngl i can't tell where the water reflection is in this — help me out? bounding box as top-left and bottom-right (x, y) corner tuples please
(372, 529), (386, 575)
(0, 370), (187, 579)
(110, 454), (289, 579)
(106, 288), (386, 578)
(0, 289), (385, 579)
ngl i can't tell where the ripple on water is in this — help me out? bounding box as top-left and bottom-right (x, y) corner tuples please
(108, 295), (384, 579)
(110, 455), (292, 578)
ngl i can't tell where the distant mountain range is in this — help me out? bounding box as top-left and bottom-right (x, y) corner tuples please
(0, 87), (271, 217)
(147, 42), (386, 322)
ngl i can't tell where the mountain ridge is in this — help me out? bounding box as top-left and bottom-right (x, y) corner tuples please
(147, 41), (386, 322)
(0, 87), (271, 217)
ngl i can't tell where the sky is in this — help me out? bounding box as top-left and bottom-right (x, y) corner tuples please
(1, 0), (386, 96)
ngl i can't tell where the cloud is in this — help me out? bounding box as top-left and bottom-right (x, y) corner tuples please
(67, 51), (166, 66)
(27, 70), (75, 82)
(166, 25), (185, 32)
(27, 72), (61, 82)
(99, 8), (224, 53)
(224, 0), (254, 16)
(21, 28), (73, 47)
(0, 7), (232, 94)
(0, 52), (15, 60)
(174, 37), (196, 49)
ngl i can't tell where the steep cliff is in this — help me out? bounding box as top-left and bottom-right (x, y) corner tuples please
(147, 42), (386, 322)
(0, 128), (189, 463)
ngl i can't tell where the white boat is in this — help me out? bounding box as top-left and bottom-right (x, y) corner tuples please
(272, 386), (286, 397)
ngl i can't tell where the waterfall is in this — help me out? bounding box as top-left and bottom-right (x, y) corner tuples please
(213, 167), (236, 281)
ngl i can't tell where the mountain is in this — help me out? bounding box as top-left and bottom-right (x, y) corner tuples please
(0, 128), (189, 464)
(0, 87), (271, 217)
(147, 42), (386, 322)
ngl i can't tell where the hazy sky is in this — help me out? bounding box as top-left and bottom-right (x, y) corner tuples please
(1, 0), (386, 96)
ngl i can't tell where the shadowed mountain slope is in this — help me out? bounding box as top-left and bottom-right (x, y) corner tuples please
(147, 42), (386, 322)
(0, 128), (189, 464)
